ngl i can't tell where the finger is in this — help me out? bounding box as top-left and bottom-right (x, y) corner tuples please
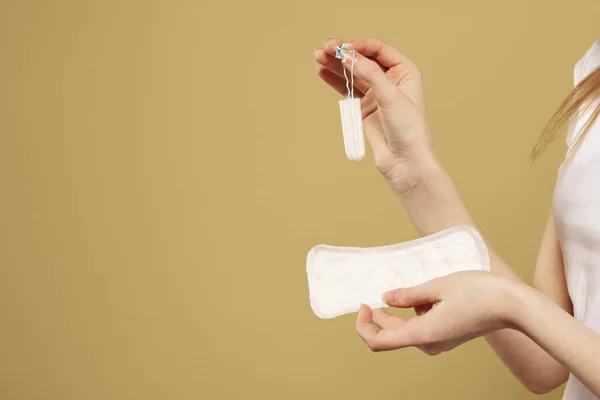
(368, 327), (417, 351)
(317, 66), (364, 98)
(341, 51), (397, 109)
(362, 110), (389, 155)
(358, 305), (433, 352)
(371, 308), (405, 330)
(314, 49), (369, 94)
(356, 304), (379, 345)
(348, 38), (426, 114)
(361, 318), (429, 352)
(348, 38), (412, 69)
(383, 282), (440, 308)
(324, 38), (387, 69)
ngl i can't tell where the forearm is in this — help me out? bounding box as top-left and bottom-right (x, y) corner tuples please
(390, 153), (567, 392)
(391, 153), (519, 278)
(514, 285), (600, 397)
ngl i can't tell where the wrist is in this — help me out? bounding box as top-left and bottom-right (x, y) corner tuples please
(383, 147), (443, 197)
(499, 278), (537, 331)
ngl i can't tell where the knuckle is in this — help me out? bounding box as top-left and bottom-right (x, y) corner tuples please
(357, 81), (370, 94)
(367, 340), (382, 352)
(369, 36), (387, 48)
(373, 155), (393, 175)
(367, 342), (377, 352)
(423, 346), (441, 356)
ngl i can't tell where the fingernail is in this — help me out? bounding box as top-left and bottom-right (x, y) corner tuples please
(382, 291), (394, 304)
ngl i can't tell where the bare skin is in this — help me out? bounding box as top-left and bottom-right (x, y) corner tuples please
(315, 38), (599, 396)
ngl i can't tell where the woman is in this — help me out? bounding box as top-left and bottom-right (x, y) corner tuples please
(314, 37), (600, 399)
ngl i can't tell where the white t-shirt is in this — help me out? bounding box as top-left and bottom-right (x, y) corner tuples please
(553, 38), (600, 400)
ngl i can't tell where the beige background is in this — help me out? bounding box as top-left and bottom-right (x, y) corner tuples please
(1, 0), (599, 399)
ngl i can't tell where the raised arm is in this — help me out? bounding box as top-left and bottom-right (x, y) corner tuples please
(315, 38), (572, 393)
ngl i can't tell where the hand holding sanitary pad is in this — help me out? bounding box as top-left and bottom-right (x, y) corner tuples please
(306, 226), (490, 319)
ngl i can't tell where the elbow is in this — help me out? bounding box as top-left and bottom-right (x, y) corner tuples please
(520, 375), (566, 395)
(524, 383), (554, 395)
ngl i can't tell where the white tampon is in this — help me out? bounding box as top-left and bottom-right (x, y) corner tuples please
(334, 43), (365, 162)
(339, 98), (365, 161)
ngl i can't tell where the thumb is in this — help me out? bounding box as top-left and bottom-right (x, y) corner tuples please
(383, 281), (439, 308)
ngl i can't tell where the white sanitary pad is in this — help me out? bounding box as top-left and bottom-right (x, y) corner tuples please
(306, 225), (490, 319)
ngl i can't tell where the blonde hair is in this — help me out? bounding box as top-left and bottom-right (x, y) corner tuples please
(532, 65), (600, 160)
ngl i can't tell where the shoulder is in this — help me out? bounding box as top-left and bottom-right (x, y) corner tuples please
(565, 39), (600, 146)
(574, 38), (600, 86)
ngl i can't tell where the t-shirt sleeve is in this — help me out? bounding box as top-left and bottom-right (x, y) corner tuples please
(567, 39), (600, 146)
